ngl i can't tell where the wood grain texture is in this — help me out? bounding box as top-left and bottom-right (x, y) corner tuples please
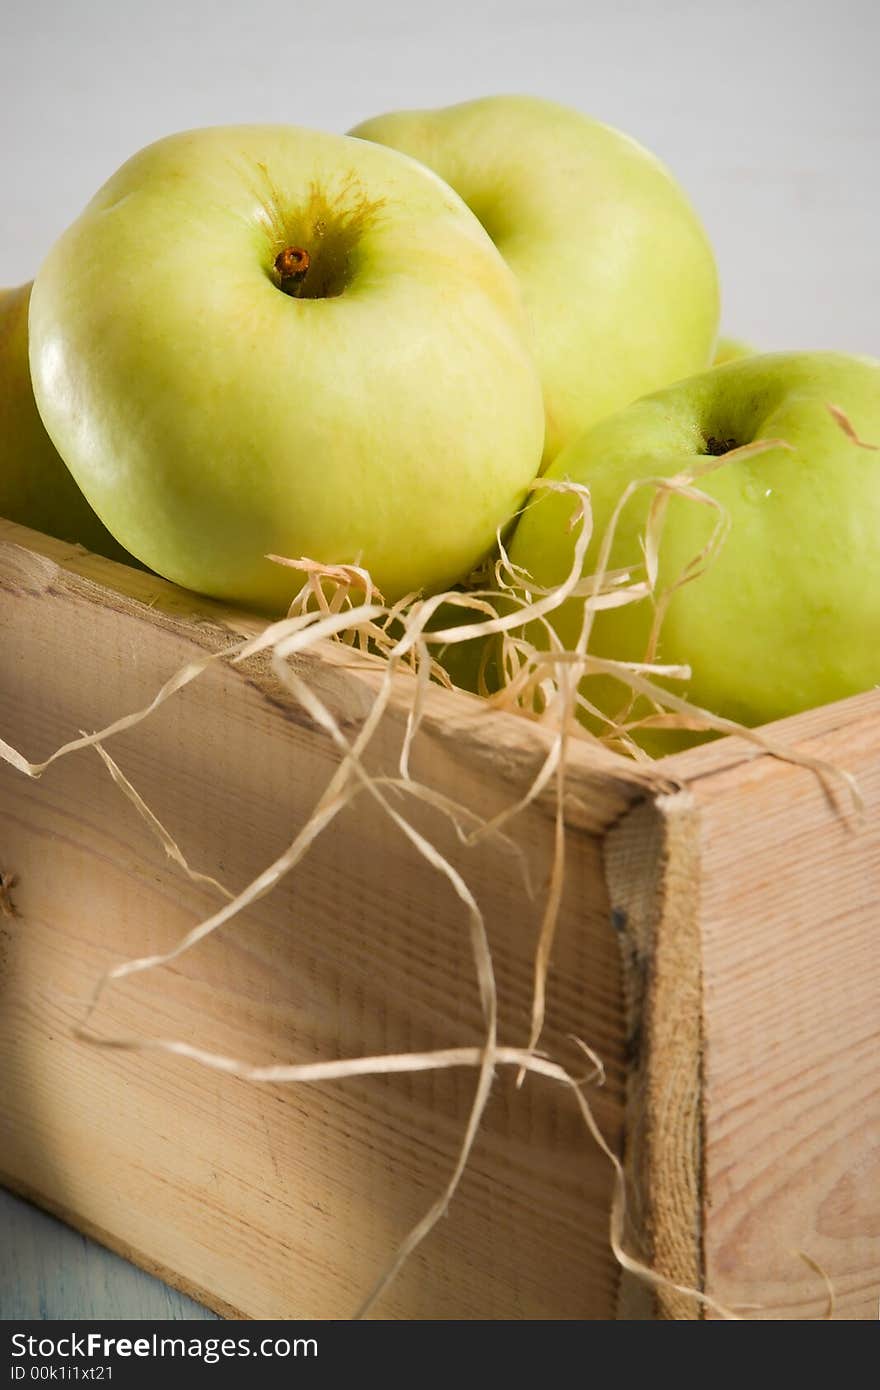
(666, 694), (880, 1319)
(0, 522), (647, 1320)
(0, 1189), (215, 1320)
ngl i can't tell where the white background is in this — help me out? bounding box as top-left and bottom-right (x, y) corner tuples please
(1, 0), (877, 355)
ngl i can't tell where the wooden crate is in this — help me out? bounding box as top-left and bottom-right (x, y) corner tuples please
(0, 517), (877, 1320)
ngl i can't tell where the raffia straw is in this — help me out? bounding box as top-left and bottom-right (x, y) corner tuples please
(797, 1251), (836, 1319)
(509, 475), (665, 1057)
(826, 403), (878, 450)
(516, 669), (570, 1081)
(568, 1034), (606, 1086)
(91, 741), (234, 901)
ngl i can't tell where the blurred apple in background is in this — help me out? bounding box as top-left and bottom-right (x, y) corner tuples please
(351, 95), (720, 465)
(713, 335), (754, 365)
(0, 283), (130, 560)
(29, 125), (545, 613)
(508, 352), (880, 737)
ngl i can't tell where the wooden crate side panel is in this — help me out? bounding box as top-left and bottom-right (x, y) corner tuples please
(688, 701), (880, 1319)
(0, 536), (633, 1319)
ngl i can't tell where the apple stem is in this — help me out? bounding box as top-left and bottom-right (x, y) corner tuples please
(274, 246), (310, 297)
(705, 434), (738, 456)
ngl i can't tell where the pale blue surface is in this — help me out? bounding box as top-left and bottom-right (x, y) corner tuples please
(0, 1189), (217, 1321)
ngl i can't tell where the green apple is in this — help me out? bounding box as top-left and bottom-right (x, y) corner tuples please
(30, 125), (545, 612)
(0, 282), (129, 559)
(508, 352), (880, 735)
(350, 95), (720, 465)
(713, 335), (754, 365)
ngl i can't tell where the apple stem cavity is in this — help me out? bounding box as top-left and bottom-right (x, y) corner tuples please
(274, 246), (311, 297)
(704, 434), (739, 457)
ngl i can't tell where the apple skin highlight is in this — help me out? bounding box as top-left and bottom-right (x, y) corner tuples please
(508, 351), (880, 733)
(29, 125), (545, 612)
(0, 283), (130, 560)
(351, 95), (721, 465)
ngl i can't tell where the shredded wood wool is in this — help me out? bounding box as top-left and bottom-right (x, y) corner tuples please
(0, 412), (864, 1320)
